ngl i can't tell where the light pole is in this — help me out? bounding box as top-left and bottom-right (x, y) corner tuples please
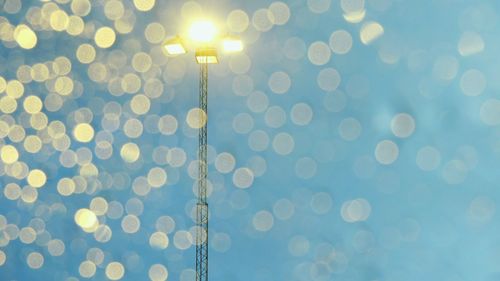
(162, 19), (243, 281)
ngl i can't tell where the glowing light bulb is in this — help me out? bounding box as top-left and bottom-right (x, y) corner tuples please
(188, 20), (217, 43)
(222, 37), (243, 52)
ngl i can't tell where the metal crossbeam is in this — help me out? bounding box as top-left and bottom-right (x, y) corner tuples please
(196, 62), (209, 281)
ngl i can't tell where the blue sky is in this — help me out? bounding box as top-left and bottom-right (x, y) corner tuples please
(1, 0), (500, 280)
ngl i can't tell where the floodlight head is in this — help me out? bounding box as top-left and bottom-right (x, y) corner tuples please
(189, 20), (218, 43)
(195, 48), (219, 64)
(222, 36), (243, 53)
(163, 36), (187, 55)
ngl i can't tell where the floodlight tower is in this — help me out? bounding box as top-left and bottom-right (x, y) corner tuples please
(163, 20), (243, 281)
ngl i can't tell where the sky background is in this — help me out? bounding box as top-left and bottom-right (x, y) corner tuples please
(1, 0), (500, 280)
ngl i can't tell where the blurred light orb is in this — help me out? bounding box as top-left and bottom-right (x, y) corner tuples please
(167, 147), (187, 167)
(269, 2), (291, 25)
(14, 24), (37, 49)
(460, 69), (486, 96)
(227, 10), (250, 33)
(215, 152), (236, 174)
(57, 178), (76, 196)
(120, 142), (140, 163)
(133, 0), (156, 11)
(156, 216), (176, 234)
(480, 99), (500, 126)
(233, 167), (254, 189)
(149, 264), (168, 281)
(94, 27), (116, 48)
(121, 214), (140, 233)
(308, 0), (331, 14)
(147, 167), (167, 188)
(253, 210), (274, 232)
(186, 108), (207, 129)
(375, 140), (399, 165)
(50, 10), (69, 31)
(79, 260), (97, 278)
(341, 198), (371, 222)
(74, 208), (98, 229)
(291, 103), (313, 126)
(71, 0), (91, 16)
(149, 231), (169, 249)
(233, 113), (254, 134)
(19, 227), (36, 244)
(310, 192), (333, 214)
(47, 239), (65, 256)
(145, 23), (165, 44)
(360, 21), (384, 45)
(458, 31), (484, 57)
(23, 95), (43, 114)
(265, 106), (286, 128)
(106, 261), (125, 280)
(73, 123), (94, 143)
(158, 115), (178, 135)
(273, 132), (295, 155)
(27, 169), (47, 188)
(390, 113), (415, 138)
(90, 197), (108, 215)
(252, 8), (274, 32)
(338, 117), (362, 141)
(173, 230), (193, 250)
(329, 30), (353, 55)
(248, 130), (270, 152)
(317, 68), (341, 92)
(27, 252), (44, 269)
(308, 41), (331, 65)
(268, 71), (291, 94)
(273, 198), (295, 220)
(1, 145), (19, 164)
(94, 225), (113, 243)
(181, 1), (202, 19)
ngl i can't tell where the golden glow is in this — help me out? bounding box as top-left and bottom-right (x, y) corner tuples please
(162, 37), (187, 55)
(94, 27), (116, 48)
(27, 169), (47, 188)
(50, 10), (70, 31)
(188, 20), (218, 43)
(23, 95), (43, 114)
(14, 24), (37, 50)
(1, 145), (19, 164)
(73, 123), (95, 143)
(133, 0), (155, 12)
(222, 37), (243, 53)
(74, 208), (98, 229)
(121, 142), (140, 163)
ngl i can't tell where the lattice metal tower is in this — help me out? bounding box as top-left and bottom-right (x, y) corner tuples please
(162, 20), (243, 281)
(196, 62), (209, 281)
